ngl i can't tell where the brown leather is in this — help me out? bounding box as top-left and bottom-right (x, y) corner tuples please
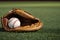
(1, 9), (43, 31)
(2, 18), (10, 31)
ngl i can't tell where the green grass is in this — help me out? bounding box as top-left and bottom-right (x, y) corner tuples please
(0, 1), (60, 7)
(0, 1), (60, 40)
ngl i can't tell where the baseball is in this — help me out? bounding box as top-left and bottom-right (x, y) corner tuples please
(8, 17), (21, 28)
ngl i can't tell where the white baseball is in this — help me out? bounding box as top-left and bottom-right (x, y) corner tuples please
(8, 17), (21, 28)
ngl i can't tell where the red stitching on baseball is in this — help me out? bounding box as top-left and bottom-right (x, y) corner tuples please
(13, 20), (18, 27)
(9, 18), (14, 23)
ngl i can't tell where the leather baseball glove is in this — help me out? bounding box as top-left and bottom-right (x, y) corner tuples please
(1, 8), (43, 31)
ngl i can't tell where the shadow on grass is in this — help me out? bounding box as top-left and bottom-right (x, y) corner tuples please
(0, 27), (60, 34)
(0, 28), (5, 32)
(0, 25), (60, 34)
(0, 27), (38, 33)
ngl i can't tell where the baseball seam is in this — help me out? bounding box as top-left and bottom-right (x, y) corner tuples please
(8, 18), (19, 28)
(13, 20), (18, 28)
(9, 18), (14, 23)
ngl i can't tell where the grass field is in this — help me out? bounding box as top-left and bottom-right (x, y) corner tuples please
(0, 1), (60, 40)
